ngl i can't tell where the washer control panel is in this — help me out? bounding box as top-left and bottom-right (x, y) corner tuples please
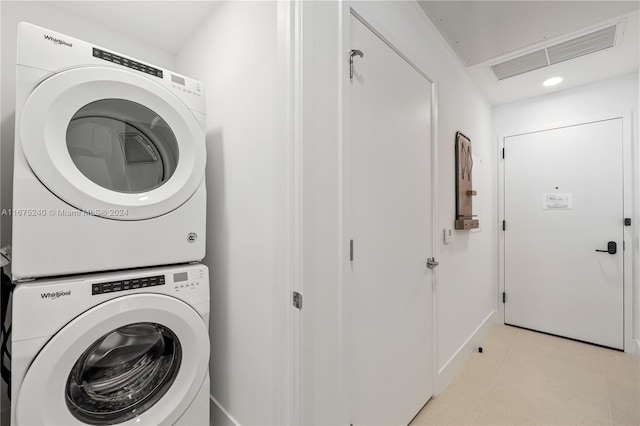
(92, 274), (165, 295)
(171, 268), (205, 293)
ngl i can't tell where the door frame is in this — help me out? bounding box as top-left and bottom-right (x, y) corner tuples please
(275, 0), (304, 424)
(284, 2), (441, 423)
(340, 3), (440, 419)
(497, 112), (635, 353)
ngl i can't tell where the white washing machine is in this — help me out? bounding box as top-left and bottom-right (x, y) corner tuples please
(10, 263), (210, 425)
(12, 22), (206, 281)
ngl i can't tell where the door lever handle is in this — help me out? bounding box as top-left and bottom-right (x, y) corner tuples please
(595, 241), (617, 255)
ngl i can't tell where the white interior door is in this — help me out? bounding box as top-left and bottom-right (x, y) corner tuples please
(350, 14), (433, 425)
(504, 118), (624, 349)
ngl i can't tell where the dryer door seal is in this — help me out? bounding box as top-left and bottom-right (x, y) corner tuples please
(19, 66), (205, 220)
(14, 294), (209, 426)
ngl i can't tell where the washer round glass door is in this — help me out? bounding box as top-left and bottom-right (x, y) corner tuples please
(19, 66), (205, 220)
(65, 323), (182, 424)
(14, 294), (209, 426)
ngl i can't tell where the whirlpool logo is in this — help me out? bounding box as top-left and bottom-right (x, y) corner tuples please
(41, 290), (71, 300)
(43, 34), (73, 47)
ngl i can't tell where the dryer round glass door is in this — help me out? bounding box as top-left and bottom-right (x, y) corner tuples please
(67, 100), (179, 194)
(66, 323), (182, 425)
(19, 67), (205, 220)
(14, 294), (209, 426)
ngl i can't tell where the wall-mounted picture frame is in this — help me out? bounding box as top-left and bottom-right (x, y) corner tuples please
(455, 131), (479, 230)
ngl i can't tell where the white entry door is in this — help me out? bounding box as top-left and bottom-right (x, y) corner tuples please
(504, 118), (624, 349)
(350, 14), (434, 425)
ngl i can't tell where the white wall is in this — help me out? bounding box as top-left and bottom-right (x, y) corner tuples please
(301, 2), (497, 423)
(175, 2), (278, 425)
(494, 73), (638, 133)
(0, 3), (174, 423)
(493, 72), (640, 350)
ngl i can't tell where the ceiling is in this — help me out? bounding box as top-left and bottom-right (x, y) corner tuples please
(420, 1), (640, 105)
(46, 1), (639, 106)
(49, 1), (219, 55)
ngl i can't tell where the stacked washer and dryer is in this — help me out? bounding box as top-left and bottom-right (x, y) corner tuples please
(7, 23), (210, 425)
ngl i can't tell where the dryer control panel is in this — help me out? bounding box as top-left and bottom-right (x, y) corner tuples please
(91, 46), (204, 102)
(16, 22), (206, 114)
(92, 47), (164, 78)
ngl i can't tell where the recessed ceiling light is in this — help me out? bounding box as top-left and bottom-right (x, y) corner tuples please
(543, 77), (563, 87)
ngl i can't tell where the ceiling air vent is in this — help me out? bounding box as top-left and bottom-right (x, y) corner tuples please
(547, 26), (617, 65)
(490, 23), (619, 81)
(491, 49), (548, 80)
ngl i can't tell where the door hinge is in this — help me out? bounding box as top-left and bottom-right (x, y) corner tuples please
(350, 239), (354, 261)
(502, 292), (506, 303)
(292, 291), (303, 310)
(426, 257), (439, 269)
(502, 220), (506, 231)
(502, 148), (505, 159)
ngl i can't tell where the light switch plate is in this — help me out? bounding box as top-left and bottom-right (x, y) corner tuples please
(443, 228), (453, 244)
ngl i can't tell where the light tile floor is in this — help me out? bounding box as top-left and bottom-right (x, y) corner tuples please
(411, 324), (640, 425)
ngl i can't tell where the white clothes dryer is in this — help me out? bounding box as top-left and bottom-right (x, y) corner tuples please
(12, 23), (206, 281)
(11, 263), (210, 425)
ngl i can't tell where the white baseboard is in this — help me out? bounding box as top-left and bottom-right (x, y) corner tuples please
(210, 395), (240, 426)
(435, 310), (498, 394)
